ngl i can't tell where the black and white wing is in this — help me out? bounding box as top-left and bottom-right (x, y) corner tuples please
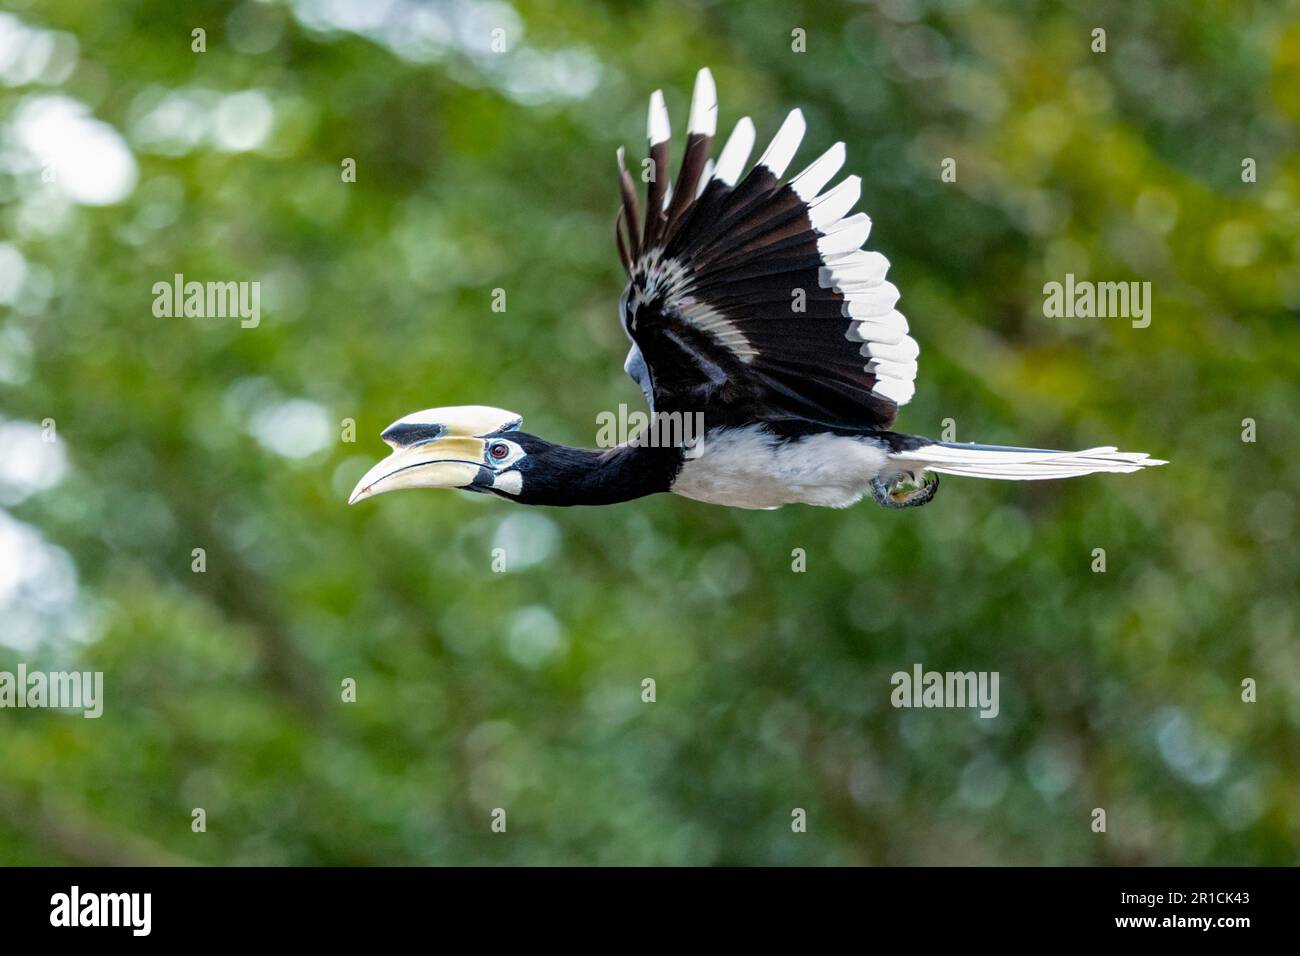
(613, 68), (919, 431)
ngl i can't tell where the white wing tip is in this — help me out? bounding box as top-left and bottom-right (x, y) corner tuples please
(713, 116), (756, 186)
(816, 212), (872, 255)
(757, 108), (806, 178)
(791, 141), (846, 199)
(696, 158), (715, 197)
(688, 67), (717, 136)
(648, 89), (670, 145)
(873, 378), (915, 404)
(807, 175), (862, 230)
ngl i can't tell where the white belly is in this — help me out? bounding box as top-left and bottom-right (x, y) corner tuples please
(670, 426), (890, 509)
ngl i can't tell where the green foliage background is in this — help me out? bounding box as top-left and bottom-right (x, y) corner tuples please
(1, 0), (1297, 865)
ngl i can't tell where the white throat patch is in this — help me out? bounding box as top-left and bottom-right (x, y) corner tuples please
(491, 470), (523, 496)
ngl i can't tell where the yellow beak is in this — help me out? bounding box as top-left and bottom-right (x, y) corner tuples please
(348, 436), (486, 504)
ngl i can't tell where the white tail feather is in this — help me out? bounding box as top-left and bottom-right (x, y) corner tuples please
(892, 442), (1167, 481)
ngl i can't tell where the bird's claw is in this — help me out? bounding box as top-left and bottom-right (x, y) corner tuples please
(870, 471), (939, 509)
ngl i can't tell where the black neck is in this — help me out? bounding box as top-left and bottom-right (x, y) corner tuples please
(508, 440), (684, 507)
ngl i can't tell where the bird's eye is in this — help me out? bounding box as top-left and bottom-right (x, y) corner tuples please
(488, 441), (511, 461)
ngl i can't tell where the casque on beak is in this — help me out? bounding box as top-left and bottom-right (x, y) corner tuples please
(347, 405), (523, 505)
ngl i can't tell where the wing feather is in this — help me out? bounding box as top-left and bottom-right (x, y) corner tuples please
(615, 73), (919, 430)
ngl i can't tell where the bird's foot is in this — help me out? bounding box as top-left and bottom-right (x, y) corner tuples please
(870, 471), (939, 509)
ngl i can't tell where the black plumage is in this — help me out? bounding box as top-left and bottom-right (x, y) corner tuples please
(348, 69), (1163, 513)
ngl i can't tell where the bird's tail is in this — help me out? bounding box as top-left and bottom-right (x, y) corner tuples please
(889, 441), (1167, 481)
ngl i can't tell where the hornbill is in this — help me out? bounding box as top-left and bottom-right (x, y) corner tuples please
(350, 69), (1165, 510)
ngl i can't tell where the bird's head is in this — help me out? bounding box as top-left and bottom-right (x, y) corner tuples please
(348, 405), (534, 504)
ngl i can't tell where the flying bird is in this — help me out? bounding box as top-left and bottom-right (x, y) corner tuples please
(350, 69), (1165, 510)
